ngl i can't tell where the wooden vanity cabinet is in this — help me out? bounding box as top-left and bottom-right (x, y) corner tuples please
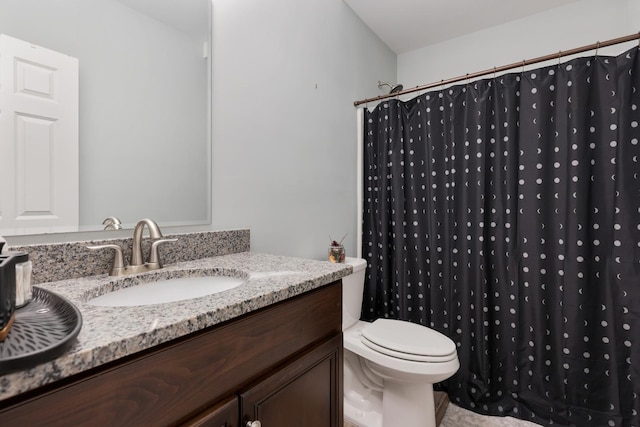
(185, 334), (342, 427)
(0, 281), (343, 427)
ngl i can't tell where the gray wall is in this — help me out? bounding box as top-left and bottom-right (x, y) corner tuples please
(398, 0), (640, 93)
(210, 0), (396, 260)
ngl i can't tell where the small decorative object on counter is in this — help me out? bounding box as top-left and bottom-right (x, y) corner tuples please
(0, 252), (29, 341)
(0, 255), (18, 341)
(15, 259), (33, 308)
(328, 234), (347, 263)
(0, 237), (31, 342)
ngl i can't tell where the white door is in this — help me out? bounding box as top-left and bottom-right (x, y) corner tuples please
(0, 34), (79, 234)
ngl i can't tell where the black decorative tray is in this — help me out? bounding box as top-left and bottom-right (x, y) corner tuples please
(0, 287), (82, 373)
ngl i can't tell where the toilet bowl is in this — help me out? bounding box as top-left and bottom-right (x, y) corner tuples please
(342, 258), (459, 427)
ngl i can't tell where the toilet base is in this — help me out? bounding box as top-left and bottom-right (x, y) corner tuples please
(345, 381), (439, 427)
(344, 390), (382, 427)
(345, 389), (449, 427)
(344, 351), (383, 427)
(383, 380), (436, 427)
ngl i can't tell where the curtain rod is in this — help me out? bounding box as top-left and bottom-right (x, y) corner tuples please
(354, 31), (640, 107)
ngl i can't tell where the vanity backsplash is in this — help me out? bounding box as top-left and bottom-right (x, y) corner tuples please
(7, 229), (250, 285)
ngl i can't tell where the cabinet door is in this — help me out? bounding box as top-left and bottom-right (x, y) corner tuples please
(182, 396), (238, 427)
(240, 334), (342, 427)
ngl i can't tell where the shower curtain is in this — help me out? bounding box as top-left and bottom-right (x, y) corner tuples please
(361, 47), (639, 426)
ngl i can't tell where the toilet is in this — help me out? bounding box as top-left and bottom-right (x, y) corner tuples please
(342, 257), (459, 427)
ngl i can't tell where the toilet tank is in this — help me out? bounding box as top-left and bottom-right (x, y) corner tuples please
(342, 257), (367, 330)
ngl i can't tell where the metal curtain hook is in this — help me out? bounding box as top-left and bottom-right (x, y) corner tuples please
(558, 50), (562, 67)
(595, 41), (600, 57)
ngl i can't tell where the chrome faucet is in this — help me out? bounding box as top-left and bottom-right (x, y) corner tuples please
(102, 216), (122, 230)
(88, 218), (177, 276)
(130, 218), (163, 267)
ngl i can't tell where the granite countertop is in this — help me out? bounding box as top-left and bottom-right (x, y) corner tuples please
(0, 251), (351, 401)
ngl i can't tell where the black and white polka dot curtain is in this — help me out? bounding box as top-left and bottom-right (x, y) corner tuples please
(362, 47), (639, 426)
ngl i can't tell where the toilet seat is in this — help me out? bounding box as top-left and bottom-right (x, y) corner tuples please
(361, 319), (457, 362)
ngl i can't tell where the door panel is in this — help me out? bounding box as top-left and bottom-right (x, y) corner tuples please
(0, 34), (79, 233)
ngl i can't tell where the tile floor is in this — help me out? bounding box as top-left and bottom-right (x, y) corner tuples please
(439, 404), (540, 427)
(345, 403), (541, 427)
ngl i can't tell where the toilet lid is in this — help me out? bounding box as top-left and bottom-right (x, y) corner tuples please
(361, 319), (457, 362)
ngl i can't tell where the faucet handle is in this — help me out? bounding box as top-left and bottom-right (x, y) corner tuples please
(148, 238), (177, 267)
(87, 244), (126, 276)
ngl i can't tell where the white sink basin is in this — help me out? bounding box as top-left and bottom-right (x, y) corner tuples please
(87, 271), (246, 307)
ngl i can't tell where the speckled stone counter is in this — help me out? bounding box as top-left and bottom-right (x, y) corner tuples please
(0, 251), (351, 401)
